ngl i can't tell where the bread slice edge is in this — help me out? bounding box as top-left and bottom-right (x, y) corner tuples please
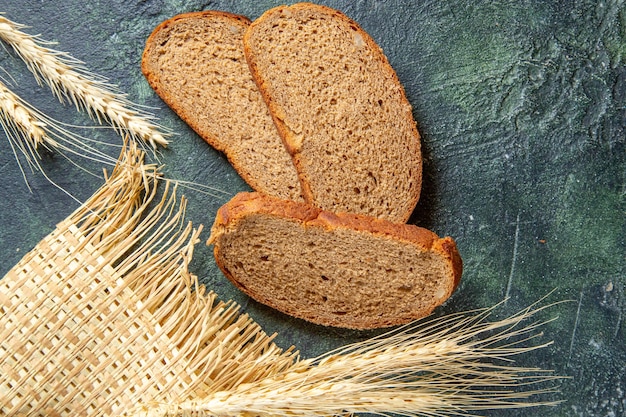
(208, 192), (462, 329)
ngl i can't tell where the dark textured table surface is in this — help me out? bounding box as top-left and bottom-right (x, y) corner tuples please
(0, 1), (624, 416)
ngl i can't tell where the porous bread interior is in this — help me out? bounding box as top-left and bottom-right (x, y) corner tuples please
(246, 6), (421, 221)
(144, 14), (302, 200)
(215, 213), (453, 329)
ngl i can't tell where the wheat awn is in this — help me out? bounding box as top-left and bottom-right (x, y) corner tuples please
(0, 14), (169, 150)
(0, 77), (123, 189)
(132, 298), (564, 417)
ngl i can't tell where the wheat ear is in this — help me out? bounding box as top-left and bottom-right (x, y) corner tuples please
(132, 299), (564, 417)
(0, 14), (169, 149)
(0, 74), (230, 200)
(0, 76), (55, 154)
(0, 77), (122, 186)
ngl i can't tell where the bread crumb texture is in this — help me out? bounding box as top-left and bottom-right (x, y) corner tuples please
(142, 11), (302, 200)
(210, 193), (462, 329)
(245, 3), (422, 222)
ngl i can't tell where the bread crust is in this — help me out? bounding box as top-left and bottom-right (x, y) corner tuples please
(142, 11), (303, 201)
(142, 11), (251, 143)
(209, 192), (462, 329)
(244, 3), (422, 222)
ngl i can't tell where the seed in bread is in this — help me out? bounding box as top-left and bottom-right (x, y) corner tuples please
(208, 192), (462, 329)
(142, 11), (303, 201)
(244, 3), (422, 222)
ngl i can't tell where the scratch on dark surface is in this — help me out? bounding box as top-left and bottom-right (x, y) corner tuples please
(568, 289), (584, 364)
(615, 309), (622, 340)
(0, 159), (14, 174)
(505, 211), (521, 301)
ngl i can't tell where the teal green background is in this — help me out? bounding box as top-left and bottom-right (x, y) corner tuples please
(0, 1), (624, 415)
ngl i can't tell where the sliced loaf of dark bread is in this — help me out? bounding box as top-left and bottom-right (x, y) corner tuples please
(142, 11), (302, 201)
(244, 3), (422, 222)
(208, 192), (462, 329)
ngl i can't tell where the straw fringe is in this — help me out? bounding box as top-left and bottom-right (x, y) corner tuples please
(0, 143), (298, 416)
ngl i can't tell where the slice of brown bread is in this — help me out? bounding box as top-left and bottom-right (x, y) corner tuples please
(208, 192), (462, 329)
(142, 11), (303, 201)
(244, 3), (422, 222)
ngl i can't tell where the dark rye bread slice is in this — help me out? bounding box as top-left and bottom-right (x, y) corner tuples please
(244, 3), (422, 222)
(142, 11), (303, 201)
(208, 192), (462, 329)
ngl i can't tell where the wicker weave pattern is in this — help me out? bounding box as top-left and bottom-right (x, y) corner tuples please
(0, 145), (300, 416)
(0, 222), (195, 416)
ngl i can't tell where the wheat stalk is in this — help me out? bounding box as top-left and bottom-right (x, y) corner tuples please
(0, 76), (123, 188)
(0, 73), (230, 199)
(131, 299), (565, 417)
(0, 77), (54, 173)
(0, 14), (169, 149)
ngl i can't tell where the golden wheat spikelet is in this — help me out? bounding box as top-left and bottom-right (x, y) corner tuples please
(0, 14), (169, 149)
(0, 76), (54, 151)
(0, 74), (228, 198)
(0, 77), (122, 188)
